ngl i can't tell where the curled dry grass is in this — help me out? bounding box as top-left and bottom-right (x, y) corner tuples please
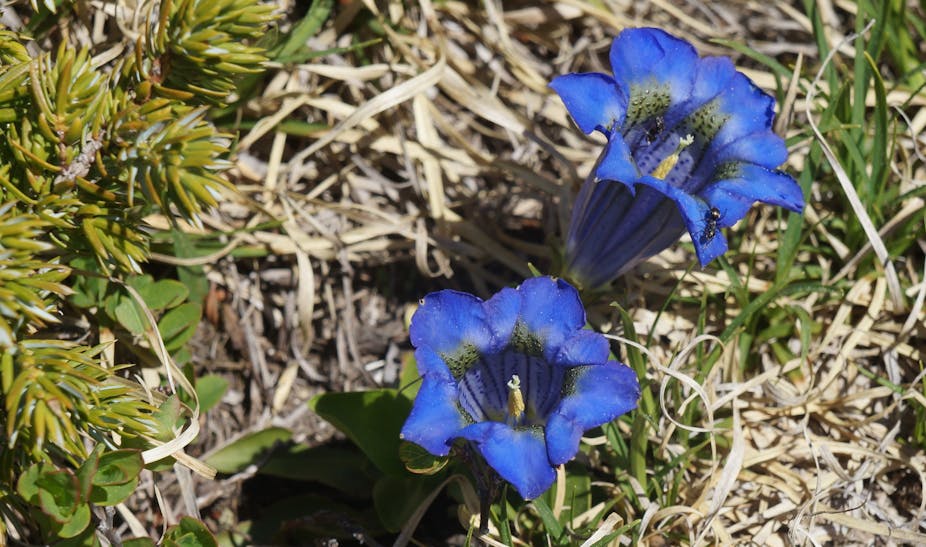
(60, 0), (926, 543)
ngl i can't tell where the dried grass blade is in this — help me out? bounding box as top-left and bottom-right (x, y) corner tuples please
(116, 502), (149, 537)
(412, 94), (445, 220)
(696, 407), (745, 544)
(817, 509), (926, 543)
(580, 512), (623, 547)
(295, 56), (446, 161)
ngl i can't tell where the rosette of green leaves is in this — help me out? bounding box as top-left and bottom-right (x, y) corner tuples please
(1, 341), (158, 464)
(129, 0), (276, 103)
(108, 97), (234, 225)
(0, 42), (149, 272)
(0, 31), (247, 271)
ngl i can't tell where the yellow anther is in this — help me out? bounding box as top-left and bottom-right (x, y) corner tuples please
(507, 375), (525, 420)
(650, 134), (694, 180)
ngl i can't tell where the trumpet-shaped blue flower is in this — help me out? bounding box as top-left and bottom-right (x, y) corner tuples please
(551, 27), (804, 288)
(400, 277), (639, 499)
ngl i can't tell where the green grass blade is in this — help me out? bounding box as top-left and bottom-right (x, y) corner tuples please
(273, 0), (334, 61)
(530, 497), (564, 542)
(864, 51), (890, 212)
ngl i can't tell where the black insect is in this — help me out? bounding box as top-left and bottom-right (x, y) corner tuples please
(703, 207), (721, 243)
(643, 116), (665, 144)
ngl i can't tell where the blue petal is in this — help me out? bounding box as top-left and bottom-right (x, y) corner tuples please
(515, 277), (585, 359)
(686, 131), (788, 191)
(663, 55), (736, 129)
(459, 423), (556, 500)
(546, 362), (639, 465)
(697, 188), (754, 228)
(482, 286), (521, 352)
(711, 72), (777, 149)
(707, 165), (804, 213)
(550, 73), (626, 137)
(610, 28), (698, 104)
(555, 330), (610, 367)
(595, 136), (640, 188)
(637, 175), (728, 266)
(410, 290), (491, 354)
(412, 345), (454, 379)
(690, 56), (737, 107)
(713, 131), (788, 168)
(400, 351), (469, 456)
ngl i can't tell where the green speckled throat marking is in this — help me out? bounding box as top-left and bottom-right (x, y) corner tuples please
(624, 84), (671, 129)
(510, 321), (544, 356)
(681, 100), (729, 141)
(455, 401), (477, 425)
(713, 161), (741, 181)
(513, 424), (545, 435)
(560, 367), (582, 397)
(441, 343), (481, 380)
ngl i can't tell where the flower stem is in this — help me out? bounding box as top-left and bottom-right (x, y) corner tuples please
(463, 442), (498, 536)
(479, 483), (490, 535)
(614, 304), (657, 489)
(629, 410), (648, 488)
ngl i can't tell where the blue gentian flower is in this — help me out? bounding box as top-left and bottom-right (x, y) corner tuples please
(400, 276), (639, 499)
(550, 27), (804, 288)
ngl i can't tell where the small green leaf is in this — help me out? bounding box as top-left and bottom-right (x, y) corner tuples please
(195, 374), (228, 413)
(159, 302), (202, 351)
(173, 344), (193, 366)
(399, 441), (448, 475)
(171, 230), (209, 306)
(94, 449), (144, 486)
(123, 538), (157, 547)
(68, 284), (102, 309)
(204, 427), (292, 474)
(52, 522), (98, 545)
(17, 462), (45, 501)
(55, 502), (92, 539)
(151, 395), (184, 442)
(134, 277), (189, 311)
(36, 469), (81, 523)
(114, 295), (147, 334)
(76, 444), (104, 499)
(162, 517), (218, 547)
(90, 478), (139, 506)
(308, 390), (412, 476)
(126, 275), (154, 294)
(68, 257), (108, 308)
